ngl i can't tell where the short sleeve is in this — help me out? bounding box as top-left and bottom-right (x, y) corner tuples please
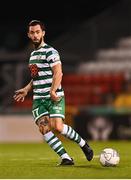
(46, 49), (61, 67)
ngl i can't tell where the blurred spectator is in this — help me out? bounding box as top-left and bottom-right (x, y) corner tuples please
(113, 81), (131, 108)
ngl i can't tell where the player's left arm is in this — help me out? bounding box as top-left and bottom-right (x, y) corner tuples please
(50, 63), (63, 101)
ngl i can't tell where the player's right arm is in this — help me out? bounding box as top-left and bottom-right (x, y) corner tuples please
(13, 79), (33, 102)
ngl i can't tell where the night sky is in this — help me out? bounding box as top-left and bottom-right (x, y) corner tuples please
(0, 0), (121, 46)
(1, 0), (120, 25)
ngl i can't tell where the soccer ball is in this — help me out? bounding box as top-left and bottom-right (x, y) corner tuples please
(99, 148), (120, 167)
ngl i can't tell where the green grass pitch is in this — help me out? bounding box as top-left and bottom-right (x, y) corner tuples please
(0, 140), (131, 179)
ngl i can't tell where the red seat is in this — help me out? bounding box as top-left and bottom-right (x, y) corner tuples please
(14, 98), (32, 108)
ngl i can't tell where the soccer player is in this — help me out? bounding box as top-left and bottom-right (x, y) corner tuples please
(13, 20), (93, 165)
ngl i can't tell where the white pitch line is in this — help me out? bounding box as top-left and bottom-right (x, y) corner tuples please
(9, 155), (100, 161)
(93, 155), (100, 159)
(80, 155), (100, 159)
(10, 157), (55, 161)
(11, 158), (34, 161)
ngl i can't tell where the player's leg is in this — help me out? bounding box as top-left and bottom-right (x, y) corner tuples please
(32, 99), (74, 165)
(52, 118), (93, 161)
(36, 116), (74, 165)
(49, 97), (93, 161)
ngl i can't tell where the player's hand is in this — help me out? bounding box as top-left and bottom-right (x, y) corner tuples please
(50, 90), (61, 102)
(13, 88), (28, 102)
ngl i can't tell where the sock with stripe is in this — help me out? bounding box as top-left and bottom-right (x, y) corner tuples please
(43, 131), (71, 160)
(61, 124), (86, 147)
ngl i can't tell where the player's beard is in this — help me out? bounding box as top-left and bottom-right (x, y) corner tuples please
(32, 37), (43, 49)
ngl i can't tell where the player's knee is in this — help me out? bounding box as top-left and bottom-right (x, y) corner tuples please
(39, 124), (50, 135)
(54, 123), (63, 133)
(50, 118), (63, 132)
(37, 118), (50, 135)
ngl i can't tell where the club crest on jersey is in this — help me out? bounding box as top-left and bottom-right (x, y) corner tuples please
(29, 64), (39, 78)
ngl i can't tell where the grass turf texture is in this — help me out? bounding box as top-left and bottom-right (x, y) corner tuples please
(0, 140), (130, 179)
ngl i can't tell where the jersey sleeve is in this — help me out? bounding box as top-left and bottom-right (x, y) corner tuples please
(46, 49), (61, 67)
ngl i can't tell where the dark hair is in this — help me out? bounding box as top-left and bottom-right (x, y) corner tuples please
(27, 20), (46, 32)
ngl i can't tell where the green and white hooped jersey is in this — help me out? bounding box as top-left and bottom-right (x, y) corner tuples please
(29, 43), (64, 100)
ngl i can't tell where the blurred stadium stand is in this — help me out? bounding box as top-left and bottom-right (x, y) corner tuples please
(1, 0), (131, 141)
